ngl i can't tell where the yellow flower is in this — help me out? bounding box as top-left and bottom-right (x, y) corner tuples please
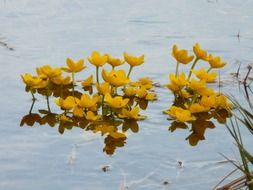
(145, 93), (157, 101)
(123, 87), (137, 97)
(21, 73), (47, 88)
(106, 53), (124, 68)
(81, 75), (93, 87)
(136, 86), (157, 100)
(193, 68), (217, 83)
(193, 43), (208, 61)
(102, 69), (130, 87)
(169, 73), (189, 87)
(110, 131), (126, 139)
(94, 125), (126, 138)
(51, 75), (71, 85)
(179, 90), (192, 98)
(118, 106), (145, 120)
(164, 105), (183, 116)
(200, 95), (216, 108)
(36, 65), (62, 79)
(93, 125), (115, 136)
(55, 96), (78, 110)
(172, 44), (194, 64)
(62, 58), (85, 73)
(167, 73), (188, 92)
(78, 94), (100, 109)
(123, 52), (144, 67)
(166, 83), (180, 92)
(197, 87), (216, 96)
(88, 51), (108, 67)
(85, 111), (101, 121)
(189, 79), (206, 91)
(188, 103), (210, 113)
(96, 82), (111, 96)
(138, 77), (153, 89)
(215, 94), (233, 110)
(207, 54), (226, 68)
(137, 86), (148, 99)
(73, 106), (84, 117)
(105, 93), (129, 109)
(166, 106), (195, 122)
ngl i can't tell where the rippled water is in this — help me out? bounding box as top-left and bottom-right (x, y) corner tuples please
(1, 0), (253, 189)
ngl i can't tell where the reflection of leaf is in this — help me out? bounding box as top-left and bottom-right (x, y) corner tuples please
(82, 86), (93, 95)
(122, 119), (139, 133)
(58, 120), (77, 134)
(185, 119), (216, 146)
(20, 113), (41, 126)
(40, 113), (58, 127)
(38, 109), (58, 127)
(38, 109), (49, 114)
(193, 112), (213, 120)
(79, 120), (89, 129)
(212, 109), (231, 124)
(186, 133), (200, 146)
(138, 99), (148, 110)
(173, 96), (187, 108)
(127, 97), (135, 107)
(37, 88), (52, 96)
(169, 121), (188, 132)
(103, 135), (126, 155)
(192, 119), (215, 139)
(58, 125), (65, 134)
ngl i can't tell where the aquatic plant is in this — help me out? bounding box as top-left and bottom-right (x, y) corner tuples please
(165, 43), (232, 145)
(20, 51), (157, 155)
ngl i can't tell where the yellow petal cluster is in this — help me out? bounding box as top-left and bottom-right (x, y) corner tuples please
(105, 93), (129, 109)
(123, 52), (144, 67)
(62, 58), (86, 73)
(88, 51), (108, 67)
(102, 69), (130, 87)
(172, 45), (194, 64)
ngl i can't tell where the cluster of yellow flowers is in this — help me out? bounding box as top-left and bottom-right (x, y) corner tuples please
(165, 43), (232, 145)
(21, 51), (157, 154)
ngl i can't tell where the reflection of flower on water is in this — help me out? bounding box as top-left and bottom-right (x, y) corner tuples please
(20, 51), (157, 155)
(165, 43), (232, 146)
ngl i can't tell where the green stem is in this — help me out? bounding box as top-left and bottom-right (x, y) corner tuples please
(102, 95), (105, 116)
(188, 58), (199, 80)
(207, 67), (212, 72)
(111, 86), (114, 96)
(175, 62), (179, 77)
(127, 66), (133, 78)
(31, 91), (36, 101)
(96, 66), (100, 84)
(29, 99), (36, 114)
(46, 95), (51, 113)
(72, 72), (75, 97)
(190, 93), (198, 105)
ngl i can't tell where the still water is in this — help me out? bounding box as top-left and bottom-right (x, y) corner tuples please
(0, 0), (253, 189)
